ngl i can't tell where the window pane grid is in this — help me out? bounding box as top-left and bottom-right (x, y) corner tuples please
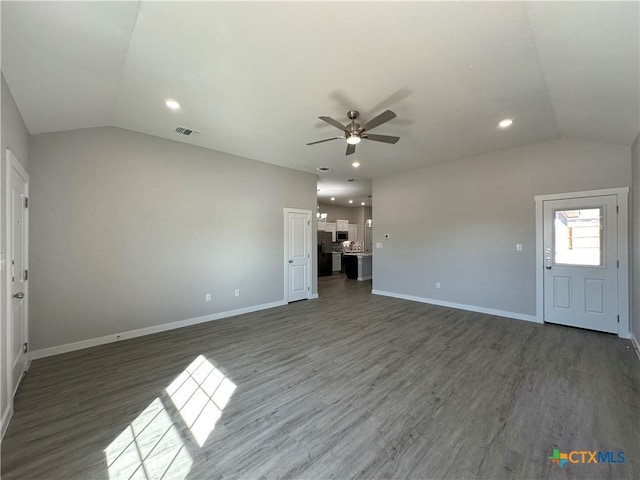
(553, 208), (602, 266)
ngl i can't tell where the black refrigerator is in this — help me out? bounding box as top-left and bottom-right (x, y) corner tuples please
(318, 231), (333, 276)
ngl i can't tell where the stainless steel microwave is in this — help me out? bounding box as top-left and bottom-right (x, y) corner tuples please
(336, 231), (348, 241)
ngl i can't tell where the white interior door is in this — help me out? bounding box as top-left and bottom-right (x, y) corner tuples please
(285, 209), (311, 302)
(8, 154), (29, 396)
(543, 195), (618, 333)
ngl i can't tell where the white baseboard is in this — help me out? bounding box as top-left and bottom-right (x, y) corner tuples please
(630, 332), (640, 362)
(371, 289), (541, 324)
(1, 404), (13, 441)
(309, 293), (319, 299)
(29, 300), (287, 360)
(357, 275), (372, 281)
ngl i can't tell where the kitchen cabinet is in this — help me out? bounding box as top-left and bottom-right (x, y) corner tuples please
(325, 222), (337, 241)
(336, 219), (349, 231)
(343, 253), (372, 281)
(348, 224), (358, 241)
(343, 254), (357, 279)
(332, 252), (342, 272)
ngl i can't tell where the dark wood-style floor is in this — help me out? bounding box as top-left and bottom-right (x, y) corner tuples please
(2, 274), (638, 480)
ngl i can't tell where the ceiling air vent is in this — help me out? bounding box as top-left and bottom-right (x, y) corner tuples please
(175, 126), (201, 136)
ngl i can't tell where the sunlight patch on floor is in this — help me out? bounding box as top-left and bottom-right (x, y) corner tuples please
(104, 355), (236, 479)
(166, 355), (236, 447)
(104, 398), (192, 480)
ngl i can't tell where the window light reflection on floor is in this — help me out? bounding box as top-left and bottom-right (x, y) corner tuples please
(104, 355), (236, 480)
(166, 355), (236, 447)
(104, 398), (193, 480)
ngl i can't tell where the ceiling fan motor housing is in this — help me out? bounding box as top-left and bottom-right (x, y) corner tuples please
(348, 122), (361, 133)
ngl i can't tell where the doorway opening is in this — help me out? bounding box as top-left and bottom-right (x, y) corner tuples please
(316, 196), (372, 295)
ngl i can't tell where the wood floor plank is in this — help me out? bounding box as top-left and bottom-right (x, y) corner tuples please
(2, 274), (638, 479)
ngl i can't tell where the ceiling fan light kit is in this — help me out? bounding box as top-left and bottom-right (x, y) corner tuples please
(346, 134), (361, 145)
(307, 109), (400, 155)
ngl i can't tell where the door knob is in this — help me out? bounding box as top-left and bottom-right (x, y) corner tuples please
(13, 292), (24, 299)
(545, 266), (552, 270)
(289, 260), (293, 263)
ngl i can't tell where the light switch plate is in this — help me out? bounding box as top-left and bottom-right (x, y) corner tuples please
(376, 243), (383, 248)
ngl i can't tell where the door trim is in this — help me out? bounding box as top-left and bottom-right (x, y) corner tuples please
(2, 149), (30, 439)
(283, 208), (313, 303)
(6, 149), (30, 375)
(535, 187), (629, 337)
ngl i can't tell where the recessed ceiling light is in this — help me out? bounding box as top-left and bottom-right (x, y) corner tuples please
(498, 118), (513, 128)
(352, 161), (360, 168)
(361, 202), (366, 206)
(331, 197), (335, 201)
(165, 99), (181, 110)
(349, 200), (353, 204)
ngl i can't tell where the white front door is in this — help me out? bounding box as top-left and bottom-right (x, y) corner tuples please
(543, 195), (618, 333)
(8, 151), (29, 396)
(284, 209), (311, 302)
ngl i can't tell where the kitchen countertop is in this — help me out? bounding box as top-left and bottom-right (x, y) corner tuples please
(343, 253), (372, 257)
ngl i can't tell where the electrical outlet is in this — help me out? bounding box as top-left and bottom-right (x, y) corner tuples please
(205, 293), (211, 302)
(435, 281), (441, 289)
(516, 244), (523, 251)
(235, 289), (240, 297)
(376, 242), (383, 248)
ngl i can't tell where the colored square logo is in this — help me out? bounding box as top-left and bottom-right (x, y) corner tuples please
(550, 449), (568, 467)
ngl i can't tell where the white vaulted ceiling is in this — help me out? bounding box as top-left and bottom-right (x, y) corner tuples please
(2, 2), (639, 206)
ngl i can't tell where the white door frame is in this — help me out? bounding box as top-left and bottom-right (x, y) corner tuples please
(6, 151), (30, 383)
(283, 207), (313, 303)
(0, 150), (5, 441)
(2, 149), (30, 439)
(535, 187), (629, 338)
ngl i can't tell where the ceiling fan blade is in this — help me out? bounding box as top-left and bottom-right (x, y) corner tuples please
(362, 133), (400, 144)
(307, 136), (343, 145)
(361, 109), (397, 132)
(346, 143), (356, 155)
(319, 116), (348, 131)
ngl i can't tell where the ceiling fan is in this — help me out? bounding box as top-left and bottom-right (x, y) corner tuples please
(307, 109), (400, 155)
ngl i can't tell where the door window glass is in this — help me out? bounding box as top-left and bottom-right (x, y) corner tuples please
(554, 208), (602, 266)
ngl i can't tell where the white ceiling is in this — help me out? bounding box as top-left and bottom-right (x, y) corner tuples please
(2, 2), (638, 207)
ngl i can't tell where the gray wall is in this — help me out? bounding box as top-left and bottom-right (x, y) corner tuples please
(373, 138), (631, 317)
(631, 132), (640, 343)
(1, 74), (28, 170)
(1, 73), (30, 428)
(29, 127), (317, 351)
(318, 203), (360, 225)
